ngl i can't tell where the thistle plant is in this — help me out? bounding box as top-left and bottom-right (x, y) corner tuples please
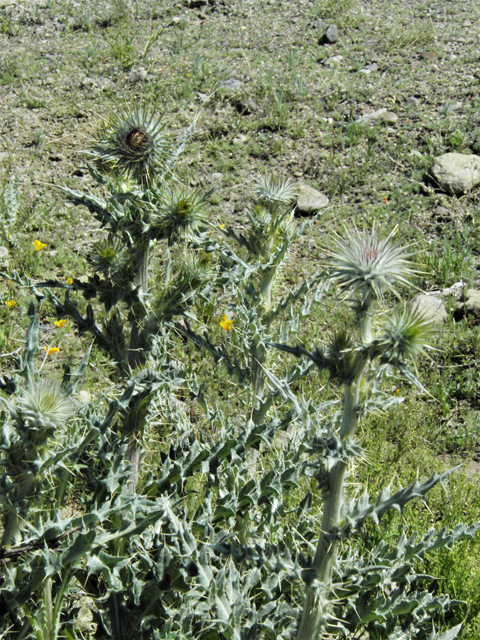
(273, 227), (467, 640)
(3, 106), (212, 488)
(1, 107), (479, 640)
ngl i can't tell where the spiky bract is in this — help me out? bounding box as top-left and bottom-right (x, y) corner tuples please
(252, 174), (297, 211)
(88, 236), (130, 280)
(153, 187), (209, 244)
(88, 107), (171, 187)
(326, 227), (415, 309)
(376, 305), (433, 366)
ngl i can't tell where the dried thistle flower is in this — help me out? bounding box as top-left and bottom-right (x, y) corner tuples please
(87, 107), (171, 187)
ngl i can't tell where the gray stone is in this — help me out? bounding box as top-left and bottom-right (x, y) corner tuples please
(378, 111), (398, 124)
(0, 246), (9, 259)
(325, 55), (343, 66)
(406, 96), (421, 107)
(456, 289), (480, 320)
(296, 185), (329, 214)
(358, 63), (378, 75)
(233, 134), (247, 144)
(321, 24), (338, 44)
(211, 172), (223, 181)
(412, 294), (447, 324)
(430, 153), (480, 195)
(128, 67), (147, 84)
(220, 78), (243, 90)
(357, 108), (387, 123)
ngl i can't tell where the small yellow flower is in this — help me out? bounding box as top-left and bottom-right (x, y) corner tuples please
(220, 224), (225, 229)
(44, 346), (61, 355)
(34, 240), (47, 251)
(220, 314), (233, 331)
(395, 388), (400, 395)
(67, 277), (74, 285)
(54, 319), (67, 328)
(5, 300), (17, 308)
(186, 73), (190, 77)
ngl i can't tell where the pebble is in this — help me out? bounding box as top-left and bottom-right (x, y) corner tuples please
(321, 24), (338, 44)
(412, 294), (447, 324)
(430, 153), (480, 195)
(378, 111), (398, 124)
(358, 63), (378, 75)
(296, 184), (329, 215)
(220, 78), (243, 90)
(0, 246), (9, 259)
(128, 68), (147, 84)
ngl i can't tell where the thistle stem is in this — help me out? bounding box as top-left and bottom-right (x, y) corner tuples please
(297, 378), (362, 640)
(125, 243), (150, 490)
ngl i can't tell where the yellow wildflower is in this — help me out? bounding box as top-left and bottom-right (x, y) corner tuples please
(54, 320), (67, 328)
(220, 224), (225, 229)
(5, 300), (17, 308)
(44, 346), (61, 355)
(34, 240), (47, 251)
(67, 277), (74, 285)
(220, 314), (233, 331)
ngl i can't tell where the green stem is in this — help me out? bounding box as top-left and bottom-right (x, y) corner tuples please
(126, 243), (150, 490)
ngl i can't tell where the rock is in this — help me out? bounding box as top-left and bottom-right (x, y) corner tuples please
(421, 51), (438, 60)
(358, 63), (378, 75)
(233, 134), (247, 144)
(455, 289), (480, 322)
(412, 294), (447, 324)
(406, 96), (420, 107)
(434, 205), (451, 220)
(296, 185), (329, 215)
(325, 55), (343, 66)
(378, 111), (398, 124)
(235, 98), (257, 114)
(220, 78), (242, 90)
(321, 23), (338, 44)
(356, 108), (387, 123)
(211, 172), (223, 181)
(128, 67), (147, 84)
(0, 246), (8, 262)
(430, 153), (480, 195)
(442, 281), (465, 300)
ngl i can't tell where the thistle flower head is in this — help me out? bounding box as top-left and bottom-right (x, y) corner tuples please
(153, 186), (209, 244)
(251, 174), (297, 212)
(326, 227), (415, 310)
(324, 330), (357, 384)
(16, 381), (74, 439)
(87, 107), (171, 188)
(376, 305), (433, 367)
(87, 236), (129, 280)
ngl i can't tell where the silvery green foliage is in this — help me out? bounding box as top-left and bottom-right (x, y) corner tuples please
(0, 173), (19, 245)
(1, 111), (478, 640)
